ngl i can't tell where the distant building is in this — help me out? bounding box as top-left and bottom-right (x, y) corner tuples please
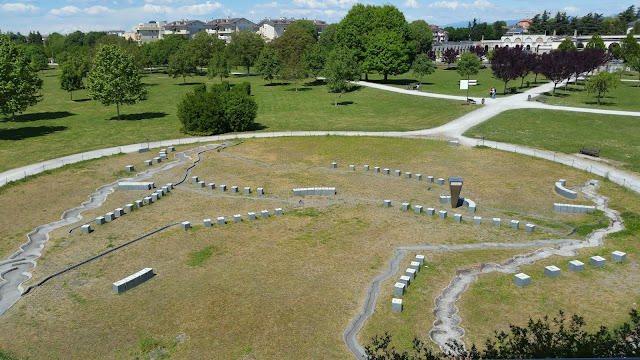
(505, 27), (525, 36)
(431, 24), (449, 43)
(205, 17), (256, 42)
(481, 31), (640, 54)
(256, 17), (328, 41)
(517, 19), (533, 29)
(164, 20), (207, 38)
(133, 21), (167, 44)
(105, 30), (125, 37)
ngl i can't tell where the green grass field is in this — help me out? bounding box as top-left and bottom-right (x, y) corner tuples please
(0, 67), (475, 173)
(365, 67), (548, 98)
(464, 109), (640, 173)
(541, 80), (640, 112)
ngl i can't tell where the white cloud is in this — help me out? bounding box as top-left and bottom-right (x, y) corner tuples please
(85, 5), (115, 14)
(1, 3), (39, 12)
(403, 0), (420, 9)
(49, 5), (115, 16)
(142, 1), (223, 15)
(49, 6), (81, 16)
(428, 0), (491, 10)
(563, 6), (579, 14)
(255, 1), (280, 8)
(291, 0), (357, 9)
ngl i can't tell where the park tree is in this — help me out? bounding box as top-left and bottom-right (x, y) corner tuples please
(44, 32), (65, 61)
(491, 46), (523, 94)
(441, 48), (459, 67)
(585, 34), (606, 50)
(188, 31), (226, 71)
(0, 35), (43, 120)
(255, 46), (281, 84)
(274, 26), (314, 90)
(27, 31), (43, 45)
(558, 38), (577, 52)
(456, 52), (481, 102)
(207, 51), (230, 82)
(427, 50), (436, 61)
(411, 53), (435, 85)
(303, 43), (328, 79)
(621, 32), (640, 62)
(363, 31), (410, 81)
(86, 44), (148, 120)
(149, 34), (188, 66)
(289, 20), (318, 41)
(318, 23), (338, 52)
(492, 21), (507, 38)
(335, 4), (376, 72)
(410, 20), (433, 54)
(468, 45), (487, 58)
(540, 50), (572, 94)
(22, 45), (49, 70)
(627, 55), (640, 86)
(585, 69), (621, 105)
(59, 59), (85, 100)
(167, 48), (196, 83)
(226, 30), (265, 75)
(324, 46), (360, 105)
(516, 51), (537, 88)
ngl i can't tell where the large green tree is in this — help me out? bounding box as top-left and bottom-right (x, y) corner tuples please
(188, 31), (226, 71)
(274, 26), (314, 90)
(456, 52), (481, 102)
(226, 30), (265, 75)
(255, 46), (281, 84)
(627, 55), (640, 86)
(411, 53), (435, 85)
(324, 46), (360, 105)
(303, 43), (328, 79)
(363, 31), (410, 82)
(621, 32), (640, 62)
(167, 48), (197, 83)
(207, 51), (230, 82)
(335, 4), (376, 76)
(0, 35), (43, 120)
(59, 59), (85, 100)
(86, 44), (148, 120)
(585, 34), (606, 50)
(318, 23), (338, 52)
(410, 20), (433, 54)
(558, 38), (577, 52)
(585, 70), (621, 105)
(289, 20), (318, 41)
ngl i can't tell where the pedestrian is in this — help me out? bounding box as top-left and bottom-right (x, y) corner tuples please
(492, 88), (496, 99)
(489, 88), (494, 98)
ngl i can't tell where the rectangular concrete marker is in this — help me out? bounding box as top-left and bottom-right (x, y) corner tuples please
(394, 282), (406, 296)
(138, 147), (149, 153)
(611, 251), (626, 262)
(427, 176), (434, 183)
(244, 187), (251, 194)
(153, 157), (161, 163)
(448, 140), (459, 146)
(410, 261), (421, 272)
(493, 218), (501, 227)
(168, 146), (175, 152)
(248, 212), (256, 220)
(349, 165), (355, 171)
(426, 208), (435, 216)
(257, 188), (264, 195)
(144, 160), (152, 166)
(415, 174), (422, 181)
(96, 216), (106, 225)
(220, 185), (227, 192)
(544, 265), (561, 278)
(454, 214), (462, 222)
(405, 172), (411, 178)
(448, 177), (463, 209)
(405, 268), (417, 280)
(217, 217), (225, 226)
(363, 165), (369, 171)
(125, 165), (135, 172)
(525, 224), (536, 232)
(392, 298), (403, 313)
(81, 224), (92, 234)
(439, 210), (448, 219)
(261, 210), (269, 218)
(151, 193), (158, 201)
(373, 167), (380, 173)
(191, 176), (198, 183)
(473, 216), (482, 225)
(208, 183), (215, 190)
(275, 208), (283, 215)
(204, 219), (212, 227)
(135, 200), (144, 208)
(155, 190), (163, 198)
(105, 212), (115, 222)
(381, 200), (391, 208)
(160, 154), (167, 160)
(197, 181), (205, 188)
(439, 196), (450, 204)
(166, 183), (173, 190)
(399, 275), (411, 286)
(401, 203), (410, 211)
(181, 221), (191, 230)
(114, 208), (124, 217)
(383, 168), (390, 175)
(331, 162), (337, 168)
(437, 178), (445, 185)
(231, 186), (238, 193)
(143, 197), (152, 205)
(568, 260), (584, 272)
(511, 220), (520, 229)
(394, 170), (401, 177)
(234, 214), (242, 223)
(514, 273), (530, 287)
(161, 186), (168, 194)
(414, 205), (423, 214)
(590, 255), (606, 267)
(415, 255), (425, 265)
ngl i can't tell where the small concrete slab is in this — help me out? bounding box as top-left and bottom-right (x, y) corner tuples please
(415, 255), (425, 266)
(151, 193), (158, 201)
(144, 160), (152, 166)
(143, 197), (152, 205)
(105, 212), (115, 222)
(261, 210), (269, 218)
(514, 273), (530, 287)
(257, 188), (264, 195)
(95, 216), (106, 225)
(248, 212), (256, 220)
(197, 181), (205, 188)
(438, 210), (448, 219)
(493, 218), (501, 227)
(399, 275), (411, 287)
(392, 298), (403, 313)
(204, 219), (212, 227)
(233, 214), (242, 223)
(544, 265), (561, 278)
(363, 165), (369, 171)
(153, 157), (161, 164)
(401, 203), (410, 211)
(124, 204), (134, 212)
(383, 200), (391, 208)
(414, 174), (422, 181)
(410, 261), (421, 272)
(426, 208), (435, 216)
(414, 205), (423, 214)
(405, 268), (416, 280)
(525, 224), (536, 232)
(405, 172), (411, 178)
(81, 224), (92, 234)
(167, 146), (175, 152)
(349, 165), (355, 171)
(437, 178), (445, 185)
(114, 208), (124, 217)
(427, 176), (434, 183)
(231, 186), (239, 193)
(510, 220), (520, 229)
(217, 217), (225, 226)
(125, 165), (135, 172)
(181, 221), (191, 230)
(191, 176), (198, 183)
(611, 251), (626, 262)
(373, 167), (380, 173)
(394, 170), (401, 177)
(473, 216), (482, 225)
(383, 168), (390, 175)
(331, 162), (337, 168)
(244, 187), (251, 194)
(590, 255), (606, 267)
(220, 185), (227, 192)
(394, 282), (406, 296)
(208, 183), (215, 190)
(454, 214), (462, 222)
(568, 260), (584, 272)
(275, 208), (283, 216)
(448, 140), (459, 146)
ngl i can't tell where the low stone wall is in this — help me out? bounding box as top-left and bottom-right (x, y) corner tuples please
(555, 179), (578, 199)
(553, 203), (595, 213)
(112, 268), (154, 294)
(293, 187), (336, 196)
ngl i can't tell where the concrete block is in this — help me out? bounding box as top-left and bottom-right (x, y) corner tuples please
(208, 183), (215, 190)
(81, 224), (92, 234)
(426, 208), (435, 216)
(261, 210), (269, 218)
(611, 251), (627, 262)
(166, 183), (173, 190)
(392, 298), (403, 313)
(410, 261), (421, 272)
(143, 197), (152, 205)
(468, 205), (476, 214)
(373, 167), (380, 173)
(363, 165), (370, 171)
(234, 214), (242, 223)
(401, 203), (410, 211)
(349, 165), (355, 171)
(153, 157), (161, 164)
(220, 185), (227, 192)
(231, 186), (238, 193)
(155, 190), (163, 198)
(399, 275), (411, 287)
(473, 216), (482, 225)
(105, 212), (115, 222)
(383, 168), (390, 175)
(439, 196), (451, 204)
(590, 255), (606, 267)
(217, 217), (225, 226)
(405, 268), (417, 280)
(96, 216), (106, 225)
(191, 176), (198, 183)
(144, 160), (152, 166)
(437, 178), (445, 185)
(510, 220), (520, 229)
(394, 170), (401, 177)
(414, 205), (423, 214)
(161, 186), (168, 194)
(514, 273), (530, 287)
(448, 140), (459, 146)
(257, 188), (264, 195)
(427, 176), (434, 183)
(248, 212), (256, 220)
(114, 208), (124, 217)
(554, 203), (561, 212)
(135, 200), (144, 208)
(394, 282), (406, 296)
(493, 218), (501, 227)
(168, 146), (175, 152)
(555, 180), (578, 199)
(160, 154), (167, 160)
(113, 280), (127, 294)
(568, 260), (584, 272)
(525, 224), (535, 232)
(558, 179), (566, 186)
(275, 208), (283, 216)
(244, 187), (251, 194)
(415, 255), (425, 266)
(454, 214), (462, 222)
(197, 181), (205, 188)
(438, 210), (448, 219)
(204, 219), (212, 227)
(123, 204), (133, 213)
(330, 162), (337, 168)
(544, 265), (561, 278)
(405, 172), (411, 178)
(181, 221), (191, 230)
(151, 193), (158, 201)
(138, 147), (149, 153)
(383, 200), (392, 208)
(125, 165), (135, 172)
(415, 174), (422, 181)
(589, 179), (600, 186)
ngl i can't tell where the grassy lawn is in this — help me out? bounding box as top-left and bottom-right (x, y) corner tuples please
(464, 109), (640, 174)
(0, 67), (474, 173)
(540, 80), (640, 112)
(366, 67), (548, 98)
(0, 136), (617, 359)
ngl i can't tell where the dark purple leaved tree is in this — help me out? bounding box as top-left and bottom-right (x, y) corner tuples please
(441, 48), (459, 67)
(539, 50), (573, 95)
(469, 45), (487, 58)
(490, 47), (522, 94)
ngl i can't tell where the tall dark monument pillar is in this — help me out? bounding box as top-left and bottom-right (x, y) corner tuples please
(449, 177), (463, 208)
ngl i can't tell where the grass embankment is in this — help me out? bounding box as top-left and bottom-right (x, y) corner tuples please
(541, 80), (640, 112)
(0, 136), (610, 359)
(366, 67), (548, 98)
(0, 67), (474, 172)
(464, 109), (640, 173)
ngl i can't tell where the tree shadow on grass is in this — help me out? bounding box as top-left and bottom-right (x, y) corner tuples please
(108, 112), (168, 121)
(176, 82), (204, 86)
(304, 79), (325, 86)
(245, 122), (268, 131)
(584, 100), (617, 107)
(286, 87), (312, 92)
(542, 91), (569, 98)
(345, 85), (363, 93)
(3, 111), (75, 123)
(263, 82), (290, 86)
(73, 98), (91, 103)
(336, 101), (355, 106)
(368, 78), (417, 86)
(0, 126), (68, 140)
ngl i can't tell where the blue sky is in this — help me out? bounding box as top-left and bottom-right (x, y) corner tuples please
(0, 0), (637, 35)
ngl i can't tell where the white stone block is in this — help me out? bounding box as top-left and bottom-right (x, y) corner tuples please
(168, 146), (175, 152)
(414, 205), (423, 214)
(525, 224), (536, 232)
(181, 221), (191, 230)
(414, 174), (422, 181)
(114, 208), (124, 217)
(125, 165), (134, 172)
(611, 251), (626, 262)
(204, 219), (212, 227)
(105, 212), (115, 221)
(415, 255), (425, 266)
(217, 217), (225, 226)
(438, 210), (447, 219)
(394, 170), (401, 177)
(257, 188), (264, 195)
(349, 165), (355, 171)
(405, 172), (411, 178)
(401, 203), (410, 211)
(383, 200), (391, 208)
(427, 176), (434, 183)
(331, 162), (337, 168)
(383, 168), (390, 175)
(454, 214), (462, 222)
(275, 208), (283, 215)
(153, 157), (161, 163)
(405, 268), (416, 280)
(197, 181), (205, 188)
(394, 282), (406, 296)
(244, 187), (251, 194)
(437, 178), (445, 185)
(123, 205), (133, 213)
(231, 186), (238, 193)
(544, 265), (561, 278)
(248, 212), (256, 220)
(363, 165), (369, 171)
(261, 210), (269, 218)
(234, 214), (242, 223)
(155, 190), (163, 198)
(399, 275), (411, 286)
(208, 183), (215, 190)
(144, 160), (152, 166)
(373, 166), (380, 173)
(493, 218), (501, 227)
(426, 208), (435, 216)
(220, 185), (227, 192)
(96, 216), (106, 225)
(448, 140), (459, 146)
(160, 154), (167, 160)
(81, 224), (91, 234)
(590, 255), (606, 267)
(514, 273), (530, 287)
(392, 298), (403, 313)
(568, 260), (584, 272)
(439, 196), (450, 204)
(410, 261), (421, 272)
(151, 193), (158, 201)
(473, 216), (482, 225)
(135, 200), (144, 208)
(191, 176), (198, 183)
(510, 220), (520, 229)
(143, 197), (152, 205)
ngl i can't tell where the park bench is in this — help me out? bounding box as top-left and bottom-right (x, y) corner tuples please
(466, 98), (477, 105)
(580, 146), (600, 157)
(459, 80), (478, 86)
(536, 97), (547, 103)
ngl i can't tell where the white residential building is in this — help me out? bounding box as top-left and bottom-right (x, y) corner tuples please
(431, 24), (448, 43)
(133, 21), (166, 44)
(256, 18), (328, 41)
(164, 20), (207, 38)
(205, 17), (256, 42)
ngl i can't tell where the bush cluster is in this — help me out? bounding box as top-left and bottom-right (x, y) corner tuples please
(177, 81), (257, 135)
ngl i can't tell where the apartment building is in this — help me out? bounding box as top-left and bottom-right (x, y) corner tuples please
(133, 21), (166, 44)
(205, 17), (256, 42)
(164, 20), (207, 38)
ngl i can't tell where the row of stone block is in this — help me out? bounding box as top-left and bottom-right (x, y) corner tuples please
(332, 163), (445, 184)
(292, 187), (336, 196)
(191, 176), (265, 195)
(514, 252), (627, 287)
(117, 181), (155, 191)
(144, 156), (165, 166)
(137, 146), (175, 154)
(181, 208), (284, 230)
(112, 268), (154, 294)
(555, 179), (578, 199)
(553, 203), (595, 214)
(392, 254), (425, 313)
